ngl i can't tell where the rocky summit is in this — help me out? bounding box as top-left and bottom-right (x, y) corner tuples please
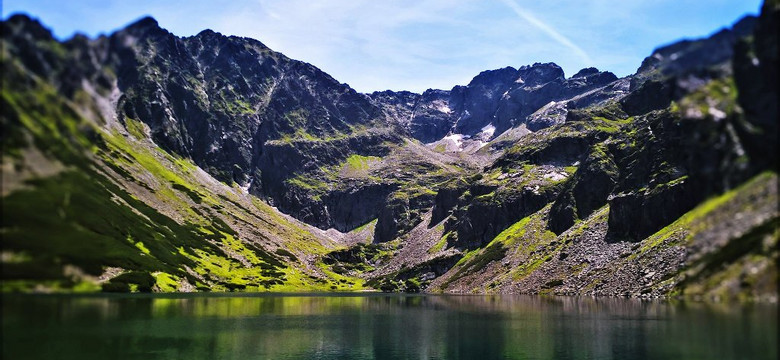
(1, 1), (777, 301)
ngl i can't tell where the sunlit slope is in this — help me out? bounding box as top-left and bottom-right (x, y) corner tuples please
(1, 59), (363, 293)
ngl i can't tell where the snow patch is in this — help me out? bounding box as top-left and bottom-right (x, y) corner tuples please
(480, 124), (496, 138)
(543, 172), (568, 182)
(239, 179), (253, 193)
(443, 134), (464, 148)
(708, 107), (727, 121)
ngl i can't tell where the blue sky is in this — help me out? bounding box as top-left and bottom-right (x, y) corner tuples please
(2, 0), (762, 93)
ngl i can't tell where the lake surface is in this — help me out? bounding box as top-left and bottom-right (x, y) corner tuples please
(2, 293), (776, 360)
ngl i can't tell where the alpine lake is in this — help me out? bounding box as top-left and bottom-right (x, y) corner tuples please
(2, 293), (776, 359)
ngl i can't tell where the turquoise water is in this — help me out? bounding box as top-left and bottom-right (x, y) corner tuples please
(2, 293), (776, 359)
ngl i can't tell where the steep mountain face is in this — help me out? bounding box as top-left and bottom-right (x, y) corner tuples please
(370, 63), (620, 146)
(113, 18), (412, 232)
(3, 14), (407, 232)
(1, 58), (343, 294)
(1, 1), (777, 300)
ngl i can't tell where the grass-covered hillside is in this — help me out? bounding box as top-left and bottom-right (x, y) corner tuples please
(1, 50), (366, 293)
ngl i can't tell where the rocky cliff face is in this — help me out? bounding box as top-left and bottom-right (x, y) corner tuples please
(371, 63), (620, 146)
(1, 16), (379, 293)
(3, 14), (404, 230)
(2, 2), (777, 300)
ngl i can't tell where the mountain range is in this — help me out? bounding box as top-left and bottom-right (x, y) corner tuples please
(1, 1), (777, 300)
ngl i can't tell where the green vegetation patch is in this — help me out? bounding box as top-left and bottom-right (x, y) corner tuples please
(341, 154), (382, 174)
(152, 272), (181, 292)
(429, 231), (450, 254)
(3, 170), (201, 278)
(102, 271), (155, 293)
(124, 117), (148, 140)
(636, 172), (776, 256)
(675, 219), (778, 302)
(441, 207), (559, 290)
(287, 175), (328, 193)
(591, 116), (634, 134)
(1, 74), (95, 164)
(674, 77), (739, 119)
(249, 197), (327, 255)
(321, 243), (388, 275)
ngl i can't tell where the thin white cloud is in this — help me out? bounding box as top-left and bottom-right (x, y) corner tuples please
(217, 0), (478, 92)
(4, 0), (757, 91)
(497, 0), (592, 64)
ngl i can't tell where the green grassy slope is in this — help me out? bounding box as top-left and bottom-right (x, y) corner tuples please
(0, 58), (364, 293)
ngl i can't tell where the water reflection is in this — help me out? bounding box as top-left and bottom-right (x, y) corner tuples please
(3, 294), (776, 360)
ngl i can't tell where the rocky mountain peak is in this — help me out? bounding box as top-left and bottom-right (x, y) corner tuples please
(467, 66), (519, 87)
(731, 15), (759, 37)
(516, 62), (564, 85)
(125, 16), (161, 32)
(370, 60), (626, 146)
(2, 13), (55, 41)
(571, 67), (600, 78)
(195, 28), (220, 38)
(634, 15), (757, 86)
(567, 67), (618, 89)
(117, 15), (169, 40)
